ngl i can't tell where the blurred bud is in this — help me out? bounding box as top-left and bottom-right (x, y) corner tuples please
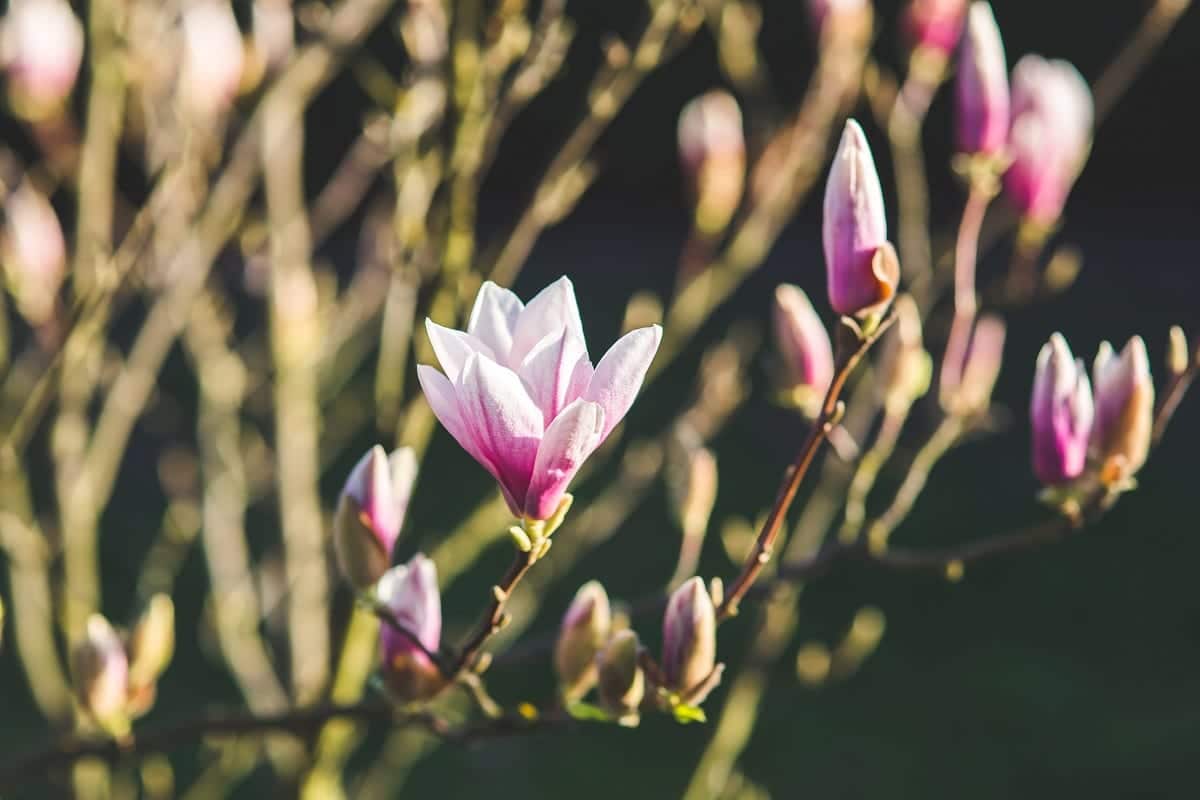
(878, 295), (931, 414)
(554, 581), (611, 702)
(904, 0), (967, 58)
(252, 0), (294, 73)
(334, 445), (418, 589)
(0, 0), (83, 118)
(180, 1), (245, 118)
(667, 438), (718, 543)
(377, 554), (446, 703)
(596, 629), (644, 724)
(661, 577), (717, 703)
(808, 0), (873, 48)
(677, 91), (745, 235)
(1091, 337), (1154, 483)
(1167, 326), (1188, 377)
(72, 615), (129, 734)
(955, 3), (1008, 160)
(127, 595), (175, 693)
(823, 120), (898, 321)
(941, 313), (1005, 417)
(1004, 55), (1093, 227)
(773, 284), (834, 412)
(1, 180), (65, 325)
(400, 0), (449, 67)
(1030, 333), (1093, 486)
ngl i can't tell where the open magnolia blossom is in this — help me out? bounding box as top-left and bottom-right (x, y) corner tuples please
(418, 277), (662, 522)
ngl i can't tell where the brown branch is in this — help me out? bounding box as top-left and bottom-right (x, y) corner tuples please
(451, 549), (538, 674)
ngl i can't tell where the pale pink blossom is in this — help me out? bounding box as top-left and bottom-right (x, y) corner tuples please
(1, 0), (83, 112)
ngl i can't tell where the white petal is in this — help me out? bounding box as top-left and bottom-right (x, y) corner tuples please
(467, 281), (524, 363)
(583, 325), (662, 439)
(510, 276), (586, 366)
(524, 399), (605, 519)
(425, 319), (495, 383)
(518, 326), (592, 425)
(417, 364), (498, 478)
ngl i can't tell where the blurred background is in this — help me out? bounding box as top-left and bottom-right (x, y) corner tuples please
(1, 0), (1198, 797)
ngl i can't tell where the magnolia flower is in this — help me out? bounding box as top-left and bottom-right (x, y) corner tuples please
(333, 446), (418, 589)
(1030, 334), (1093, 486)
(180, 1), (245, 117)
(418, 277), (662, 521)
(72, 615), (130, 733)
(677, 91), (745, 234)
(773, 284), (834, 407)
(1004, 55), (1093, 226)
(955, 2), (1009, 158)
(554, 581), (611, 702)
(904, 0), (968, 57)
(823, 120), (899, 320)
(377, 555), (446, 702)
(1091, 337), (1154, 481)
(1, 180), (66, 325)
(661, 577), (719, 704)
(1, 0), (83, 114)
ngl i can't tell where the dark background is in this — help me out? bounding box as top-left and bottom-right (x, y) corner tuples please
(3, 0), (1200, 797)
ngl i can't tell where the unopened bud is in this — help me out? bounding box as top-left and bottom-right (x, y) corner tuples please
(334, 445), (418, 589)
(667, 436), (718, 543)
(554, 581), (611, 702)
(596, 629), (644, 724)
(677, 91), (745, 235)
(71, 615), (129, 734)
(2, 180), (66, 325)
(180, 1), (246, 118)
(904, 0), (967, 59)
(128, 595), (175, 693)
(1, 0), (83, 117)
(377, 554), (446, 703)
(955, 2), (1008, 159)
(773, 284), (834, 413)
(879, 295), (931, 413)
(941, 313), (1005, 417)
(1091, 337), (1154, 483)
(661, 577), (717, 703)
(1030, 333), (1093, 486)
(1167, 326), (1188, 377)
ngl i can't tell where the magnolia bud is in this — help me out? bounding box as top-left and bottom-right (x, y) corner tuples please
(2, 180), (66, 326)
(773, 284), (834, 412)
(0, 0), (83, 117)
(955, 3), (1008, 159)
(941, 313), (1005, 417)
(596, 629), (644, 724)
(1091, 337), (1154, 483)
(334, 445), (418, 589)
(71, 615), (129, 733)
(878, 295), (931, 413)
(554, 581), (611, 702)
(668, 440), (718, 542)
(823, 120), (899, 320)
(1004, 55), (1093, 227)
(1030, 334), (1093, 486)
(180, 1), (245, 118)
(127, 595), (175, 694)
(678, 91), (745, 235)
(904, 0), (967, 58)
(377, 554), (446, 703)
(661, 577), (717, 702)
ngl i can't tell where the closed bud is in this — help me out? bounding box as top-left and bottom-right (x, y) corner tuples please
(71, 615), (129, 734)
(2, 180), (65, 326)
(941, 314), (1005, 417)
(678, 91), (745, 235)
(668, 441), (718, 542)
(596, 629), (644, 723)
(0, 0), (83, 117)
(554, 581), (611, 702)
(661, 577), (717, 702)
(1091, 337), (1154, 483)
(377, 554), (446, 703)
(955, 3), (1009, 159)
(334, 445), (418, 589)
(878, 295), (931, 413)
(1030, 334), (1093, 486)
(904, 0), (967, 59)
(823, 120), (899, 320)
(773, 284), (834, 413)
(127, 595), (175, 693)
(180, 1), (245, 118)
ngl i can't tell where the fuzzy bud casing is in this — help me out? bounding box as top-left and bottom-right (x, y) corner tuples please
(554, 581), (612, 702)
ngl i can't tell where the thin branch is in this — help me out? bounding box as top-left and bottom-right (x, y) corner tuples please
(451, 550), (538, 675)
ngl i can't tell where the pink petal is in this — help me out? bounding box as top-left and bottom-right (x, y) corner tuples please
(518, 326), (592, 425)
(583, 325), (662, 439)
(425, 319), (495, 382)
(417, 364), (503, 486)
(510, 276), (586, 366)
(467, 281), (524, 363)
(524, 399), (605, 520)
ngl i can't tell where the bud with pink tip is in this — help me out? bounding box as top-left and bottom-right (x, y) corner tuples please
(1030, 334), (1093, 486)
(1004, 55), (1093, 227)
(955, 2), (1008, 159)
(904, 0), (967, 58)
(678, 91), (746, 235)
(823, 120), (899, 321)
(773, 284), (834, 410)
(554, 581), (611, 702)
(377, 554), (446, 703)
(180, 1), (245, 118)
(1091, 337), (1154, 482)
(0, 0), (83, 116)
(596, 629), (644, 725)
(2, 180), (65, 326)
(71, 615), (130, 735)
(940, 313), (1006, 417)
(334, 445), (418, 589)
(661, 577), (719, 704)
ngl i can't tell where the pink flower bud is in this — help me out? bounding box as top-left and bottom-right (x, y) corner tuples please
(377, 554), (446, 703)
(180, 1), (245, 117)
(661, 577), (716, 701)
(823, 120), (899, 319)
(1091, 337), (1154, 482)
(1004, 55), (1093, 226)
(334, 445), (418, 589)
(904, 0), (968, 57)
(940, 313), (1006, 416)
(418, 278), (661, 521)
(554, 581), (611, 702)
(71, 615), (129, 731)
(773, 284), (834, 407)
(596, 629), (644, 723)
(1030, 333), (1093, 486)
(678, 91), (745, 234)
(1, 0), (83, 115)
(2, 180), (65, 325)
(955, 2), (1008, 158)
